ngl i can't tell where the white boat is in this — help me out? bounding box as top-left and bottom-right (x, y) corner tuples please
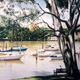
(0, 52), (24, 60)
(38, 51), (58, 57)
(44, 47), (59, 51)
(44, 44), (59, 51)
(31, 49), (45, 56)
(50, 54), (63, 60)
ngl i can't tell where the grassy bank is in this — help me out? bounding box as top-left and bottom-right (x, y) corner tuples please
(13, 74), (74, 80)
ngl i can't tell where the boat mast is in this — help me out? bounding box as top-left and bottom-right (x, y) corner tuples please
(11, 28), (13, 49)
(16, 28), (18, 47)
(21, 27), (22, 47)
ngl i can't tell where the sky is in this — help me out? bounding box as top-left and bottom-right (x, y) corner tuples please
(35, 0), (53, 27)
(0, 0), (53, 27)
(0, 0), (68, 27)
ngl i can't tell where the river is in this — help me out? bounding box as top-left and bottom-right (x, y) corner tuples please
(0, 41), (80, 80)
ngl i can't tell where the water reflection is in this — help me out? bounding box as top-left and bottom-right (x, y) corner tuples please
(0, 60), (23, 68)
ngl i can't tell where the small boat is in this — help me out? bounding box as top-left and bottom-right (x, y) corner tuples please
(50, 54), (63, 60)
(44, 47), (59, 51)
(38, 51), (55, 57)
(0, 46), (27, 52)
(11, 46), (27, 51)
(0, 53), (24, 60)
(0, 49), (12, 52)
(31, 49), (45, 56)
(44, 44), (59, 51)
(38, 51), (61, 57)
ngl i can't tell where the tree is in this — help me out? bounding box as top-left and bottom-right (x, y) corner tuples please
(27, 0), (80, 79)
(55, 0), (68, 8)
(43, 0), (80, 79)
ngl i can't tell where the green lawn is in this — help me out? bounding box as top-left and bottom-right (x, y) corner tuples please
(13, 74), (74, 80)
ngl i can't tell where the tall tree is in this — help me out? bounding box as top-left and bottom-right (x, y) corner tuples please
(44, 0), (80, 79)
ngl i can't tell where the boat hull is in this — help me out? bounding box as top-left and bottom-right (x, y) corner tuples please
(0, 48), (27, 52)
(12, 48), (27, 51)
(50, 55), (63, 60)
(0, 55), (24, 60)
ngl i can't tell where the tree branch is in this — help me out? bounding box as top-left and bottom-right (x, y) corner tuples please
(35, 2), (70, 30)
(69, 13), (79, 34)
(76, 24), (80, 28)
(44, 0), (51, 11)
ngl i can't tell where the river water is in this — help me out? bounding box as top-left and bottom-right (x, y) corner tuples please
(0, 41), (80, 80)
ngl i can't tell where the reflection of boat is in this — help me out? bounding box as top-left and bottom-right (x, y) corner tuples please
(50, 54), (63, 60)
(0, 46), (27, 52)
(0, 60), (23, 64)
(0, 60), (23, 68)
(0, 53), (24, 60)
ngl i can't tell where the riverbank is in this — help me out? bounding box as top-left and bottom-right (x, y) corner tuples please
(13, 74), (75, 80)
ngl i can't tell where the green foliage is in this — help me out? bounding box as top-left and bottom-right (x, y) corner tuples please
(7, 27), (48, 41)
(55, 0), (68, 8)
(0, 26), (54, 41)
(0, 27), (9, 39)
(30, 28), (48, 41)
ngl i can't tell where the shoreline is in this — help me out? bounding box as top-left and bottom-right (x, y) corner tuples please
(13, 74), (75, 80)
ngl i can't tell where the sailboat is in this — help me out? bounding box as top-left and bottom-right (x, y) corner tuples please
(0, 50), (24, 60)
(11, 45), (27, 51)
(0, 28), (27, 52)
(0, 53), (24, 60)
(0, 43), (27, 52)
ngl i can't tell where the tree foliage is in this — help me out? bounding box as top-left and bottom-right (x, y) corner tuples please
(55, 0), (68, 8)
(8, 27), (48, 41)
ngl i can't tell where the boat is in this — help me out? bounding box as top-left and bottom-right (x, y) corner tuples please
(44, 47), (59, 51)
(0, 46), (27, 52)
(38, 52), (54, 57)
(11, 46), (27, 51)
(31, 49), (45, 56)
(44, 44), (59, 51)
(38, 51), (61, 57)
(0, 52), (24, 60)
(31, 44), (59, 57)
(0, 48), (12, 52)
(50, 54), (63, 60)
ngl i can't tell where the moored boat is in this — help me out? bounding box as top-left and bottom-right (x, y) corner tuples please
(44, 44), (59, 51)
(38, 51), (55, 57)
(50, 54), (63, 60)
(0, 53), (24, 60)
(31, 49), (45, 56)
(0, 46), (27, 52)
(11, 46), (27, 51)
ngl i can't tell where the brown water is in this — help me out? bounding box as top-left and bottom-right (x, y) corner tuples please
(0, 41), (79, 80)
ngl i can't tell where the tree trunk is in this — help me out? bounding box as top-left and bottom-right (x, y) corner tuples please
(50, 0), (61, 36)
(59, 32), (79, 78)
(45, 0), (80, 79)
